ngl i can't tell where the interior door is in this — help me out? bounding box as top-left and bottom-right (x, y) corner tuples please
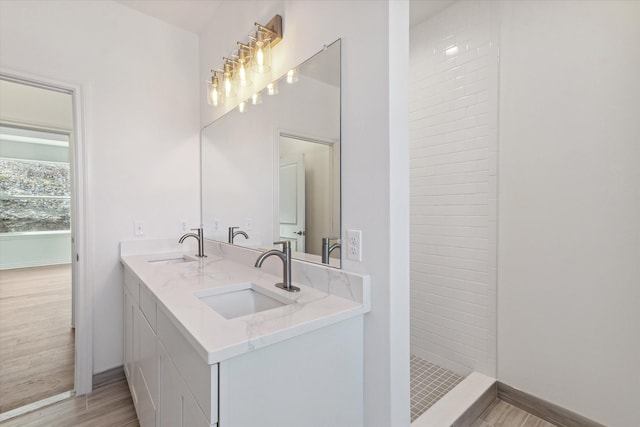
(279, 154), (305, 252)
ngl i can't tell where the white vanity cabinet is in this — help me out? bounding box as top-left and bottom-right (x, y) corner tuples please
(121, 255), (368, 427)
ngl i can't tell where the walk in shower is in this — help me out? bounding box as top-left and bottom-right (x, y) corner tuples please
(409, 1), (498, 422)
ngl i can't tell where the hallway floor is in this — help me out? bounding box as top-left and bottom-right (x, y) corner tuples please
(0, 264), (74, 413)
(0, 378), (138, 426)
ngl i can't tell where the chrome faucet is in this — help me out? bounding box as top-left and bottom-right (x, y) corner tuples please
(228, 226), (249, 244)
(321, 237), (341, 264)
(179, 227), (206, 258)
(254, 240), (300, 292)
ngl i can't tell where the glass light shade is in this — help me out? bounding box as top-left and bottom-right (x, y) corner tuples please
(251, 30), (272, 74)
(251, 91), (263, 105)
(222, 63), (236, 99)
(238, 99), (248, 113)
(286, 68), (299, 84)
(237, 59), (252, 87)
(266, 81), (279, 96)
(207, 75), (222, 107)
(233, 47), (253, 90)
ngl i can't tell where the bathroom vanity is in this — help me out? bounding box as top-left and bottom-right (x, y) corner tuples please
(120, 240), (370, 427)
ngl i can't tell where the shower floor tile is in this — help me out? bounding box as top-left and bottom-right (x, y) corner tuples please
(410, 354), (465, 422)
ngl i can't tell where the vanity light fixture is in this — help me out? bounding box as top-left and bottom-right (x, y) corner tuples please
(206, 14), (283, 108)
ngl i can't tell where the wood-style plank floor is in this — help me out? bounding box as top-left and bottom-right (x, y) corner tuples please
(472, 399), (558, 427)
(0, 264), (74, 413)
(0, 378), (139, 426)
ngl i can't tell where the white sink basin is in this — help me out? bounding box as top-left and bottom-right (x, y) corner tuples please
(194, 283), (291, 319)
(147, 255), (198, 264)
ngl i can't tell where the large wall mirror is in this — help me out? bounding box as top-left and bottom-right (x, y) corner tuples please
(202, 39), (341, 268)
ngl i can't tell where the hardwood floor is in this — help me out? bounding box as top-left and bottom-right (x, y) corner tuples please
(471, 399), (558, 427)
(0, 378), (139, 426)
(0, 264), (74, 413)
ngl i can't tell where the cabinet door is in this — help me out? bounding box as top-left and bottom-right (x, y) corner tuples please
(159, 341), (210, 427)
(159, 342), (180, 427)
(136, 310), (157, 427)
(181, 380), (210, 427)
(123, 288), (138, 405)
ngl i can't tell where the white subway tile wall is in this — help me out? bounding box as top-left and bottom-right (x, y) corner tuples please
(409, 0), (498, 377)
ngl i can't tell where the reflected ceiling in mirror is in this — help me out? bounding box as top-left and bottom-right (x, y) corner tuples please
(202, 39), (341, 268)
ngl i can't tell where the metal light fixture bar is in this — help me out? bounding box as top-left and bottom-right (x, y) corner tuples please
(256, 14), (283, 48)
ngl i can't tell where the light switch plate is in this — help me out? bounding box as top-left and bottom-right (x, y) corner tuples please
(134, 220), (145, 237)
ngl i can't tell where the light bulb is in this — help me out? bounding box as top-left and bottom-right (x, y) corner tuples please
(211, 84), (219, 106)
(250, 30), (272, 74)
(222, 62), (236, 99)
(251, 91), (262, 105)
(224, 75), (232, 97)
(238, 99), (247, 113)
(255, 42), (265, 72)
(239, 63), (248, 85)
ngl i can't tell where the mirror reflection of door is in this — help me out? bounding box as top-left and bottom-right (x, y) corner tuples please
(279, 134), (337, 258)
(0, 78), (76, 413)
(279, 154), (306, 251)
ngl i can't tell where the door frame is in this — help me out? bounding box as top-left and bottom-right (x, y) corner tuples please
(0, 68), (93, 395)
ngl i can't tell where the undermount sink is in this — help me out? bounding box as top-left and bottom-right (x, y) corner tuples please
(147, 254), (198, 264)
(194, 283), (291, 319)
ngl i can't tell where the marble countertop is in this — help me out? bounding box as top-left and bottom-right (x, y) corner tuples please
(120, 241), (370, 365)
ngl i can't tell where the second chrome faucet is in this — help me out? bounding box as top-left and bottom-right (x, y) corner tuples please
(179, 227), (206, 258)
(254, 240), (300, 292)
(228, 226), (249, 244)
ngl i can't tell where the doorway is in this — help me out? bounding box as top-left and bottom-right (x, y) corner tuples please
(278, 133), (339, 261)
(0, 76), (86, 416)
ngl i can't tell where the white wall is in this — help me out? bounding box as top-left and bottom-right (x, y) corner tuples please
(409, 0), (498, 378)
(497, 1), (640, 426)
(200, 1), (410, 425)
(0, 0), (200, 373)
(0, 232), (71, 269)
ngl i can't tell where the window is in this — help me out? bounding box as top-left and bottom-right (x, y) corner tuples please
(0, 126), (71, 233)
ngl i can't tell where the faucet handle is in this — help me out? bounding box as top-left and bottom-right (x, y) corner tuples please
(273, 240), (291, 252)
(322, 236), (341, 243)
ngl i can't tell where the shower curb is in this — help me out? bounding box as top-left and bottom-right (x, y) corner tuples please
(411, 372), (496, 427)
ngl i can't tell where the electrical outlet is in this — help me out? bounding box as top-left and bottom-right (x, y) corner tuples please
(213, 219), (220, 231)
(245, 218), (253, 231)
(134, 220), (145, 237)
(346, 229), (362, 262)
(180, 220), (188, 232)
